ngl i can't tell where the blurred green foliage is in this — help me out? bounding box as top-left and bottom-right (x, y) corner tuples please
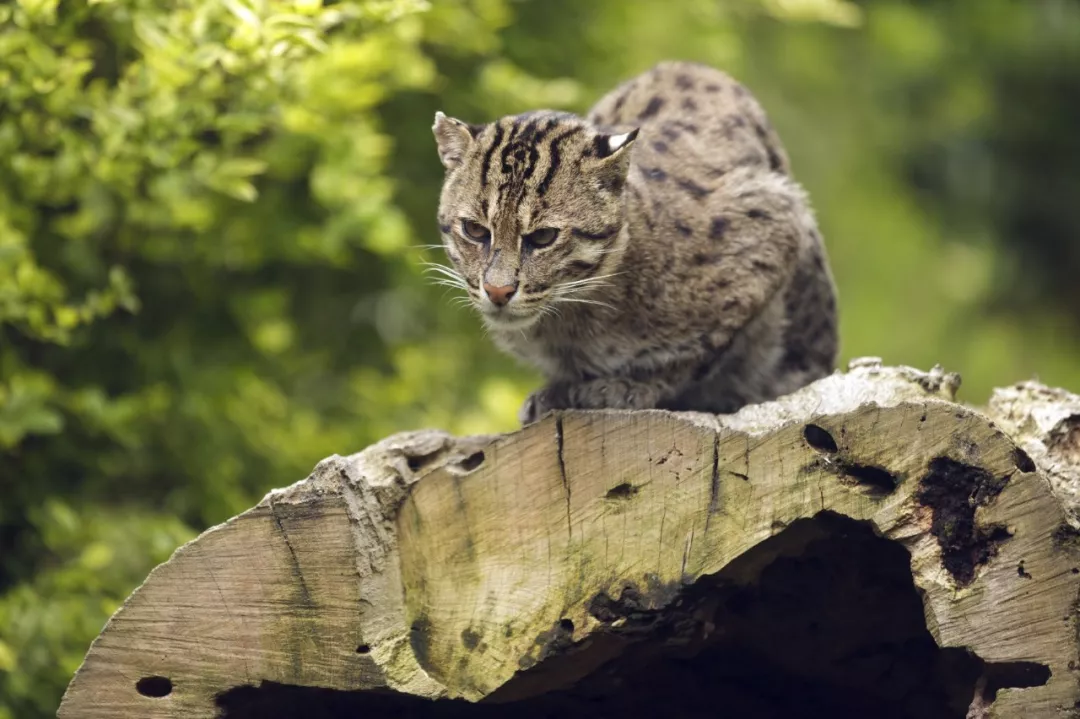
(2, 0), (1079, 715)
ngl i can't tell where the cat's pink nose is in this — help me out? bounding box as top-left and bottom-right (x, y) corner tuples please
(483, 282), (517, 307)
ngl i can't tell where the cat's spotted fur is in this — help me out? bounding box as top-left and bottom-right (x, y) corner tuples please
(433, 61), (838, 424)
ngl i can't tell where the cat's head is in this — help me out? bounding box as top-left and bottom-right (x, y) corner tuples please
(432, 110), (638, 331)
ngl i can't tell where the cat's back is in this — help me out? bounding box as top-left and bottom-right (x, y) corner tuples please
(581, 62), (838, 407)
(587, 61), (791, 178)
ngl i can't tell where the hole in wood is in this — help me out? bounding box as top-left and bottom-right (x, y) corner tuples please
(917, 457), (1013, 586)
(807, 455), (900, 497)
(843, 463), (898, 494)
(1011, 447), (1036, 473)
(459, 451), (485, 472)
(214, 513), (1047, 718)
(406, 451), (441, 472)
(604, 482), (638, 500)
(980, 661), (1051, 703)
(136, 676), (172, 698)
(355, 645), (370, 655)
(803, 424), (838, 453)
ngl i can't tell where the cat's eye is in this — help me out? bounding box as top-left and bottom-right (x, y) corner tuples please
(523, 227), (559, 248)
(460, 219), (491, 243)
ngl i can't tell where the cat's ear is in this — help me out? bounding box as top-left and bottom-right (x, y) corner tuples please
(433, 112), (482, 170)
(594, 128), (640, 159)
(591, 128), (639, 191)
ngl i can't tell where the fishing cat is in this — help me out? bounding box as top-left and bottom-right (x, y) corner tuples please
(432, 61), (838, 424)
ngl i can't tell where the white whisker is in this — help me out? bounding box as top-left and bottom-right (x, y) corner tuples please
(535, 304), (559, 322)
(554, 273), (624, 295)
(429, 278), (470, 291)
(560, 271), (624, 287)
(553, 282), (614, 297)
(421, 265), (459, 275)
(424, 269), (464, 281)
(423, 273), (464, 285)
(420, 261), (462, 274)
(550, 296), (616, 312)
(421, 264), (471, 290)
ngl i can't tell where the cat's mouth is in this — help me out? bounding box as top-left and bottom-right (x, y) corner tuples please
(479, 303), (543, 330)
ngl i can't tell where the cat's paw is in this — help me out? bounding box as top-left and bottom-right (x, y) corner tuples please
(518, 392), (541, 426)
(518, 390), (549, 426)
(519, 379), (661, 426)
(518, 384), (570, 426)
(569, 378), (660, 410)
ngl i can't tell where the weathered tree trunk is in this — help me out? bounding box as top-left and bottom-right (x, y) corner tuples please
(57, 359), (1080, 719)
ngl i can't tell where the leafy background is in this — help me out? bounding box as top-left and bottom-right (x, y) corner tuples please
(3, 0), (1080, 715)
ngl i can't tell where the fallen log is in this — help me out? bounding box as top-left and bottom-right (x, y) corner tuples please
(57, 359), (1080, 718)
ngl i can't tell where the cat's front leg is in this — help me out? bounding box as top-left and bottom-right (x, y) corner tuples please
(518, 378), (663, 425)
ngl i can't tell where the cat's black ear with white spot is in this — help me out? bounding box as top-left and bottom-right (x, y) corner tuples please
(593, 128), (640, 159)
(433, 112), (484, 170)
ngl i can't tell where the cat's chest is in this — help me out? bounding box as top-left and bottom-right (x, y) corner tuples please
(512, 323), (654, 379)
